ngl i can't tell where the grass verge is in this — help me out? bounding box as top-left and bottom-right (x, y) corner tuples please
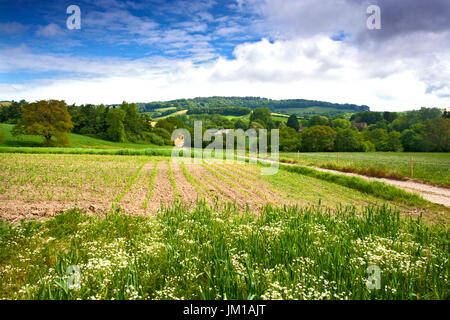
(279, 164), (427, 207)
(142, 162), (158, 210)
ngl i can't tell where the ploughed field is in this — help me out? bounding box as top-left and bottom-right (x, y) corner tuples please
(0, 153), (428, 222)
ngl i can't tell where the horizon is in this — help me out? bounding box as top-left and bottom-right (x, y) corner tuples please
(1, 0), (450, 111)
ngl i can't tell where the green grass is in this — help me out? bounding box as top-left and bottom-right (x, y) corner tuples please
(155, 107), (176, 113)
(167, 160), (179, 202)
(278, 164), (425, 205)
(115, 162), (146, 204)
(280, 152), (450, 187)
(153, 109), (188, 119)
(0, 123), (165, 150)
(276, 107), (356, 114)
(142, 162), (158, 210)
(0, 204), (448, 300)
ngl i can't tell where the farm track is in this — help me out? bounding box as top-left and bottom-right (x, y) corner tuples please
(254, 157), (450, 207)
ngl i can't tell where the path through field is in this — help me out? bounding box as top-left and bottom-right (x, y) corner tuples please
(312, 166), (450, 207)
(255, 157), (450, 207)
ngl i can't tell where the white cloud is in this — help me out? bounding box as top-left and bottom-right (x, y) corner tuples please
(35, 23), (64, 37)
(2, 36), (449, 111)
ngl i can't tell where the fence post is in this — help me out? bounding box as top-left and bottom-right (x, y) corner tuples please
(410, 156), (413, 177)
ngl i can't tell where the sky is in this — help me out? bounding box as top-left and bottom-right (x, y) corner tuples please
(1, 0), (450, 111)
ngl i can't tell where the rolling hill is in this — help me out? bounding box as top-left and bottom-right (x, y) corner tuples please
(136, 96), (369, 115)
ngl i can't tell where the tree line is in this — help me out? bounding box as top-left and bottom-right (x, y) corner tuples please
(1, 100), (448, 152)
(279, 108), (449, 152)
(137, 96), (369, 114)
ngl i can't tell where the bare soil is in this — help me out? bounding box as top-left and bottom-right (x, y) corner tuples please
(145, 161), (175, 213)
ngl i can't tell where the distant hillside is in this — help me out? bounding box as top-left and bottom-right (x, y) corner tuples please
(136, 97), (370, 115)
(0, 101), (12, 107)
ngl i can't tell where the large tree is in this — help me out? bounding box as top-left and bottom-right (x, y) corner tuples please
(286, 114), (300, 131)
(334, 127), (365, 151)
(12, 100), (73, 146)
(106, 108), (126, 142)
(425, 118), (450, 152)
(301, 125), (336, 152)
(249, 107), (273, 129)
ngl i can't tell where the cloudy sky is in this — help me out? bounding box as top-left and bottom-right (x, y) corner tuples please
(1, 0), (450, 111)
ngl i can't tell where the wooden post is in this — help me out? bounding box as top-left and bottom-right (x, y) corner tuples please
(297, 150), (300, 160)
(337, 152), (340, 165)
(410, 156), (413, 177)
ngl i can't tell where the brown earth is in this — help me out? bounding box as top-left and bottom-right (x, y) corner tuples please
(119, 162), (155, 214)
(169, 162), (201, 205)
(145, 161), (175, 213)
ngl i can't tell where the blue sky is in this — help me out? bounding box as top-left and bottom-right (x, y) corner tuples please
(1, 0), (450, 111)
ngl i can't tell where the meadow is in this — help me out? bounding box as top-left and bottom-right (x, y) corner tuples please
(0, 124), (165, 150)
(0, 204), (448, 300)
(280, 152), (450, 187)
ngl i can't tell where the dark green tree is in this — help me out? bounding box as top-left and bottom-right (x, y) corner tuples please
(425, 118), (450, 151)
(308, 115), (329, 127)
(301, 125), (336, 152)
(279, 126), (302, 152)
(334, 128), (365, 151)
(106, 108), (126, 142)
(331, 118), (351, 129)
(249, 107), (273, 129)
(286, 114), (300, 131)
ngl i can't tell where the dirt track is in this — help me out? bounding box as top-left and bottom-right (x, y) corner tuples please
(312, 166), (450, 207)
(254, 157), (450, 207)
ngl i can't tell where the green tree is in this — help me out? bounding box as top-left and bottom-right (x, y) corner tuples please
(156, 119), (176, 132)
(106, 108), (126, 142)
(234, 119), (247, 130)
(249, 120), (265, 131)
(401, 129), (429, 152)
(286, 114), (300, 131)
(308, 115), (329, 127)
(249, 107), (273, 129)
(334, 128), (365, 151)
(383, 111), (398, 123)
(363, 128), (389, 151)
(425, 118), (450, 151)
(12, 100), (73, 146)
(386, 131), (403, 152)
(350, 111), (383, 125)
(279, 126), (302, 152)
(301, 125), (336, 152)
(331, 118), (351, 129)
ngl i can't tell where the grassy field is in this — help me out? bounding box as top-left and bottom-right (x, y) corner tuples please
(0, 204), (448, 300)
(0, 123), (165, 149)
(280, 152), (450, 187)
